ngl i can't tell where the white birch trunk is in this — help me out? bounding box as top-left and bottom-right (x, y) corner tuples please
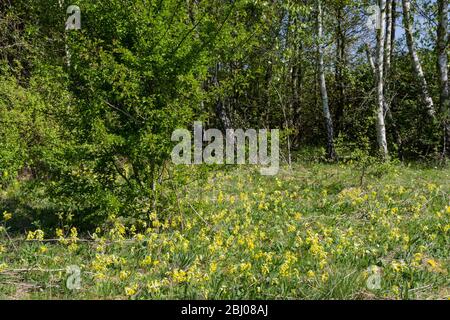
(317, 0), (336, 160)
(401, 0), (436, 118)
(437, 0), (449, 154)
(384, 0), (393, 76)
(376, 0), (389, 159)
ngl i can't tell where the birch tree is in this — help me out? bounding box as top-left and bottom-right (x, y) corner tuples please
(437, 0), (449, 154)
(317, 0), (336, 160)
(384, 0), (393, 76)
(376, 0), (389, 159)
(401, 0), (436, 118)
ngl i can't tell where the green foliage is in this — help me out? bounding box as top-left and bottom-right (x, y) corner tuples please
(0, 1), (448, 232)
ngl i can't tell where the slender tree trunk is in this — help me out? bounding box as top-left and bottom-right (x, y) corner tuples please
(293, 42), (304, 147)
(437, 0), (449, 155)
(384, 0), (392, 76)
(335, 5), (346, 135)
(376, 0), (389, 159)
(317, 0), (336, 160)
(383, 0), (403, 157)
(366, 43), (376, 74)
(390, 0), (396, 65)
(366, 40), (403, 159)
(213, 63), (232, 130)
(437, 0), (449, 111)
(401, 0), (436, 118)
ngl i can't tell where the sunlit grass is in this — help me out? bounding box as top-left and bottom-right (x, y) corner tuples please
(0, 162), (449, 299)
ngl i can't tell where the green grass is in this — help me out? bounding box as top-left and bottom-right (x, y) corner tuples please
(0, 162), (449, 299)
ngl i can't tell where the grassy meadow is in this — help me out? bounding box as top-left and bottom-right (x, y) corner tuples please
(0, 161), (449, 300)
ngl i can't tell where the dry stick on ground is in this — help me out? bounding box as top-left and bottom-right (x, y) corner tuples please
(1, 267), (66, 273)
(187, 203), (210, 227)
(4, 228), (18, 251)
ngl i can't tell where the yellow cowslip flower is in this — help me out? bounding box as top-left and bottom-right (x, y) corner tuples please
(309, 242), (327, 259)
(162, 220), (170, 230)
(39, 245), (48, 254)
(3, 211), (12, 222)
(140, 255), (152, 267)
(239, 262), (252, 272)
(149, 211), (157, 221)
(68, 243), (78, 252)
(124, 284), (138, 296)
(56, 228), (64, 238)
(295, 235), (303, 247)
(402, 235), (410, 244)
(391, 260), (405, 273)
(217, 191), (224, 204)
(261, 264), (270, 275)
(287, 224), (296, 233)
(26, 229), (44, 241)
(171, 269), (188, 283)
(284, 251), (298, 264)
(170, 219), (178, 228)
(414, 252), (423, 261)
(321, 272), (329, 282)
(119, 270), (130, 280)
(425, 259), (444, 273)
(210, 262), (217, 273)
(26, 231), (35, 240)
(307, 270), (315, 279)
(135, 233), (144, 241)
(70, 227), (78, 240)
(152, 220), (161, 228)
(279, 262), (290, 278)
(109, 222), (126, 240)
(411, 253), (423, 267)
(388, 227), (401, 241)
(253, 251), (263, 260)
(246, 238), (255, 251)
(146, 280), (162, 293)
(446, 206), (450, 214)
(55, 229), (67, 244)
(294, 212), (302, 221)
